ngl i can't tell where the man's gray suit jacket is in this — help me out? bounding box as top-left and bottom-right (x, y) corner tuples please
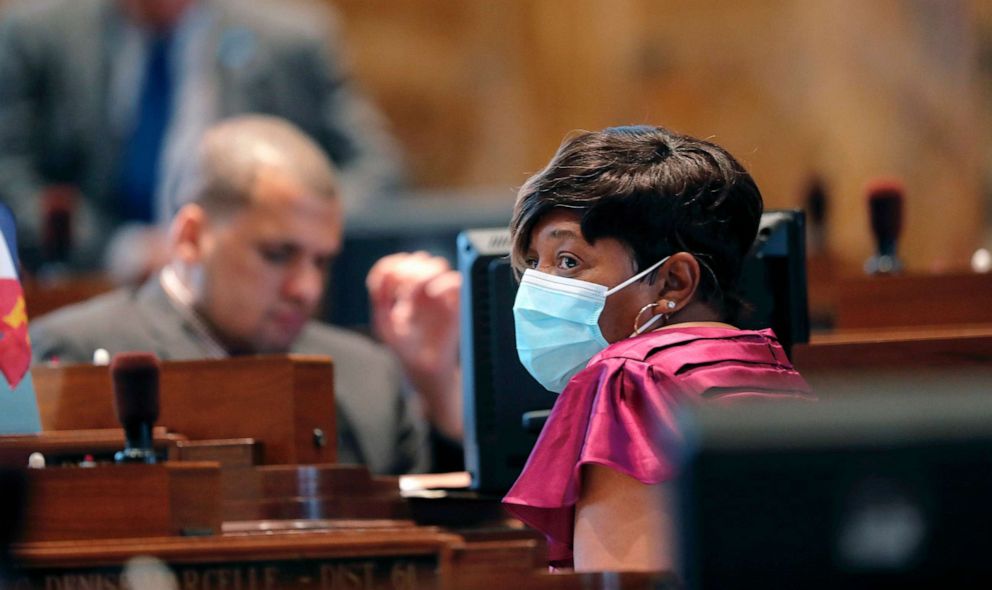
(0, 0), (402, 269)
(29, 279), (430, 475)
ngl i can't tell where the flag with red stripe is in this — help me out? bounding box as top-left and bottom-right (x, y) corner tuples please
(0, 235), (30, 388)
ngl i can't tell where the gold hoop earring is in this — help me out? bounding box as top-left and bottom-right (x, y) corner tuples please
(633, 302), (662, 334)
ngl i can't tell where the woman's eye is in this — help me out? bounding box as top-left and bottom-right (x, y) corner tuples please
(525, 258), (538, 269)
(556, 255), (578, 270)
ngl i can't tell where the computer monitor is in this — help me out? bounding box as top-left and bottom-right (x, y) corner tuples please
(458, 229), (547, 493)
(736, 209), (809, 356)
(458, 210), (810, 493)
(676, 392), (992, 588)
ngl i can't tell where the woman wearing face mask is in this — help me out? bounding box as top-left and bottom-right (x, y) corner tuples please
(502, 126), (813, 572)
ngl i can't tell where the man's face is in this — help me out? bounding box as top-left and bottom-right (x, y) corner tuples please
(192, 168), (342, 354)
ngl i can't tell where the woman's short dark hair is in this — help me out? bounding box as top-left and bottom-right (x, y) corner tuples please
(509, 125), (763, 322)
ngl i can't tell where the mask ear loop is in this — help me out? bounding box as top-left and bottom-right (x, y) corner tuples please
(632, 302), (666, 335)
(606, 255), (671, 296)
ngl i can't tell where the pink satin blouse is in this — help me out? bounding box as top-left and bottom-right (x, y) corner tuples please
(502, 327), (813, 566)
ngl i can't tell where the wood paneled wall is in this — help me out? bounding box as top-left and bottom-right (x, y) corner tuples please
(332, 0), (986, 273)
(1, 0), (979, 272)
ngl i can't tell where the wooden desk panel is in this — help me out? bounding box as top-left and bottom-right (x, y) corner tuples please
(0, 434), (411, 531)
(798, 327), (992, 370)
(21, 463), (221, 542)
(832, 272), (992, 330)
(0, 428), (186, 467)
(11, 528), (455, 589)
(222, 464), (408, 522)
(32, 356), (336, 465)
(794, 327), (992, 397)
(11, 530), (672, 590)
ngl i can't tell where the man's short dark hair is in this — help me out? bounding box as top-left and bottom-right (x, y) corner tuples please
(188, 115), (338, 216)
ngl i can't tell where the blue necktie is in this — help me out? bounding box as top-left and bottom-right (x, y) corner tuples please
(119, 34), (173, 223)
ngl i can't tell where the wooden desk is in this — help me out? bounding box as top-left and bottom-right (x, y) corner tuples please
(10, 530), (670, 590)
(3, 454), (559, 590)
(831, 272), (992, 330)
(794, 326), (992, 397)
(4, 461), (578, 590)
(11, 527), (458, 590)
(8, 356), (638, 589)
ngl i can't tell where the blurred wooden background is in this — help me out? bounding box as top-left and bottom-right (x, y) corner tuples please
(333, 0), (991, 275)
(0, 0), (987, 275)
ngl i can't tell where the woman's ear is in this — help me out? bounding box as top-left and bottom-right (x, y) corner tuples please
(654, 252), (700, 314)
(168, 204), (208, 264)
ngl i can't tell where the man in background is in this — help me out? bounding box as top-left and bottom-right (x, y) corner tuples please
(0, 0), (402, 272)
(29, 115), (459, 475)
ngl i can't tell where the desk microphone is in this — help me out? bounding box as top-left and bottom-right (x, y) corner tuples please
(41, 185), (75, 264)
(111, 352), (161, 464)
(864, 178), (904, 275)
(804, 175), (828, 255)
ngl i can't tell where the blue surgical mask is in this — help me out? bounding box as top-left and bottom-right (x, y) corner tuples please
(513, 256), (669, 393)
